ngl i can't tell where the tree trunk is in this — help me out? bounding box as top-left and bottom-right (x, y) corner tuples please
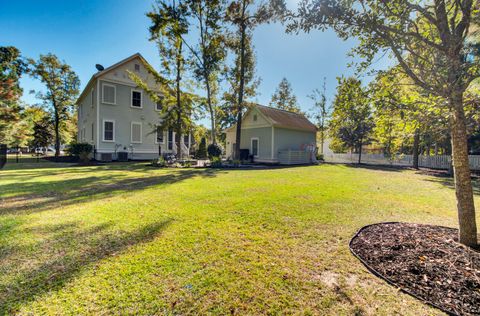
(320, 128), (324, 154)
(358, 142), (362, 164)
(234, 20), (247, 160)
(54, 110), (60, 159)
(205, 80), (216, 145)
(413, 129), (420, 169)
(176, 42), (183, 159)
(450, 92), (477, 247)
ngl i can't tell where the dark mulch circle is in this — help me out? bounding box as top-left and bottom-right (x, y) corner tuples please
(350, 222), (480, 315)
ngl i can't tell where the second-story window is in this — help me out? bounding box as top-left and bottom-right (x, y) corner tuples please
(102, 84), (116, 104)
(131, 90), (142, 108)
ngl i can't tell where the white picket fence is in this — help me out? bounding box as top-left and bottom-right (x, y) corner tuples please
(324, 153), (480, 171)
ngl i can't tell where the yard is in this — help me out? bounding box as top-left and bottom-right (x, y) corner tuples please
(1, 161), (478, 315)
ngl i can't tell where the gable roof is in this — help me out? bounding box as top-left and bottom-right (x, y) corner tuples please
(255, 105), (317, 132)
(225, 104), (317, 133)
(77, 53), (153, 104)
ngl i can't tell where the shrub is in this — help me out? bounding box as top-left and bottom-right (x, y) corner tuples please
(196, 137), (208, 159)
(210, 157), (222, 168)
(207, 143), (223, 158)
(316, 153), (324, 161)
(151, 156), (166, 168)
(68, 142), (93, 163)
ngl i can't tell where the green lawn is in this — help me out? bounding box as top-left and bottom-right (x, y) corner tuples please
(1, 161), (477, 315)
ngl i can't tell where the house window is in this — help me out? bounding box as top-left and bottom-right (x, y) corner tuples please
(131, 90), (142, 108)
(183, 134), (189, 148)
(156, 96), (164, 111)
(102, 84), (116, 104)
(103, 120), (115, 142)
(156, 126), (164, 144)
(253, 114), (257, 121)
(131, 122), (142, 143)
(91, 123), (94, 141)
(134, 63), (140, 72)
(90, 88), (94, 107)
(251, 138), (259, 157)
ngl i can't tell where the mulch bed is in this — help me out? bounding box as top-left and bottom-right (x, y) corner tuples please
(350, 222), (480, 315)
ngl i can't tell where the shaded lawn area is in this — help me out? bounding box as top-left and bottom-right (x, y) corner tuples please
(1, 162), (479, 315)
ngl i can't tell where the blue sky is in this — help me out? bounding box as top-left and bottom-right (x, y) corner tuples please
(1, 0), (391, 124)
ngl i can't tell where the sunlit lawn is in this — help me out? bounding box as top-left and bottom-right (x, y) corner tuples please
(1, 160), (478, 315)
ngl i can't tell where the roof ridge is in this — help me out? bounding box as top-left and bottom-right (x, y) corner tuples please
(255, 104), (305, 116)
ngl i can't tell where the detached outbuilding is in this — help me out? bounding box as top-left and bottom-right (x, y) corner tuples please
(224, 105), (318, 165)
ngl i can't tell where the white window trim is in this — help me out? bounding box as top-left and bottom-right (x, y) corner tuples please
(131, 121), (143, 144)
(155, 127), (165, 144)
(131, 89), (143, 109)
(90, 88), (94, 107)
(102, 83), (116, 105)
(251, 137), (259, 158)
(102, 119), (115, 142)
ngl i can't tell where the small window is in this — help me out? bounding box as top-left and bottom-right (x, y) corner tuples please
(102, 84), (116, 104)
(91, 123), (94, 141)
(251, 138), (258, 157)
(131, 122), (142, 143)
(253, 114), (257, 121)
(131, 90), (142, 108)
(134, 64), (140, 72)
(103, 120), (114, 142)
(156, 126), (164, 144)
(90, 88), (94, 107)
(156, 96), (164, 111)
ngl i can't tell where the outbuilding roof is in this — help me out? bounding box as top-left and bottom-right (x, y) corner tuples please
(255, 105), (317, 132)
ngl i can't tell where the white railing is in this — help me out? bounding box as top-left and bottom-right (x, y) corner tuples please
(324, 153), (480, 170)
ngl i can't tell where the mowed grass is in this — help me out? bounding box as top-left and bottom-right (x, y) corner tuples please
(1, 161), (478, 315)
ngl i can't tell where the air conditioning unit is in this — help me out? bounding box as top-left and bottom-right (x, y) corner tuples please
(117, 152), (128, 162)
(100, 153), (113, 162)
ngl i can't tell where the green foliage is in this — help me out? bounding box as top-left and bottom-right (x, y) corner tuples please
(196, 137), (208, 159)
(130, 0), (197, 158)
(269, 77), (301, 113)
(152, 156), (167, 168)
(0, 46), (28, 143)
(207, 143), (223, 158)
(308, 78), (330, 154)
(29, 54), (80, 157)
(31, 114), (53, 149)
(329, 77), (374, 154)
(210, 156), (222, 167)
(185, 0), (227, 144)
(68, 142), (93, 157)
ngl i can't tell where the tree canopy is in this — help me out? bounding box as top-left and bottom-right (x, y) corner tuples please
(269, 77), (301, 113)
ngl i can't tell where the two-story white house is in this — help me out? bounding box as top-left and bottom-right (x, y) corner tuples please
(77, 53), (191, 161)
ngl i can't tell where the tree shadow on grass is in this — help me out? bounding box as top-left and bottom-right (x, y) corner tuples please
(0, 168), (224, 215)
(424, 175), (480, 195)
(0, 219), (172, 314)
(330, 162), (404, 173)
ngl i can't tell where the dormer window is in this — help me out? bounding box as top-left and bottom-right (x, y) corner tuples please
(134, 64), (140, 72)
(131, 90), (142, 108)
